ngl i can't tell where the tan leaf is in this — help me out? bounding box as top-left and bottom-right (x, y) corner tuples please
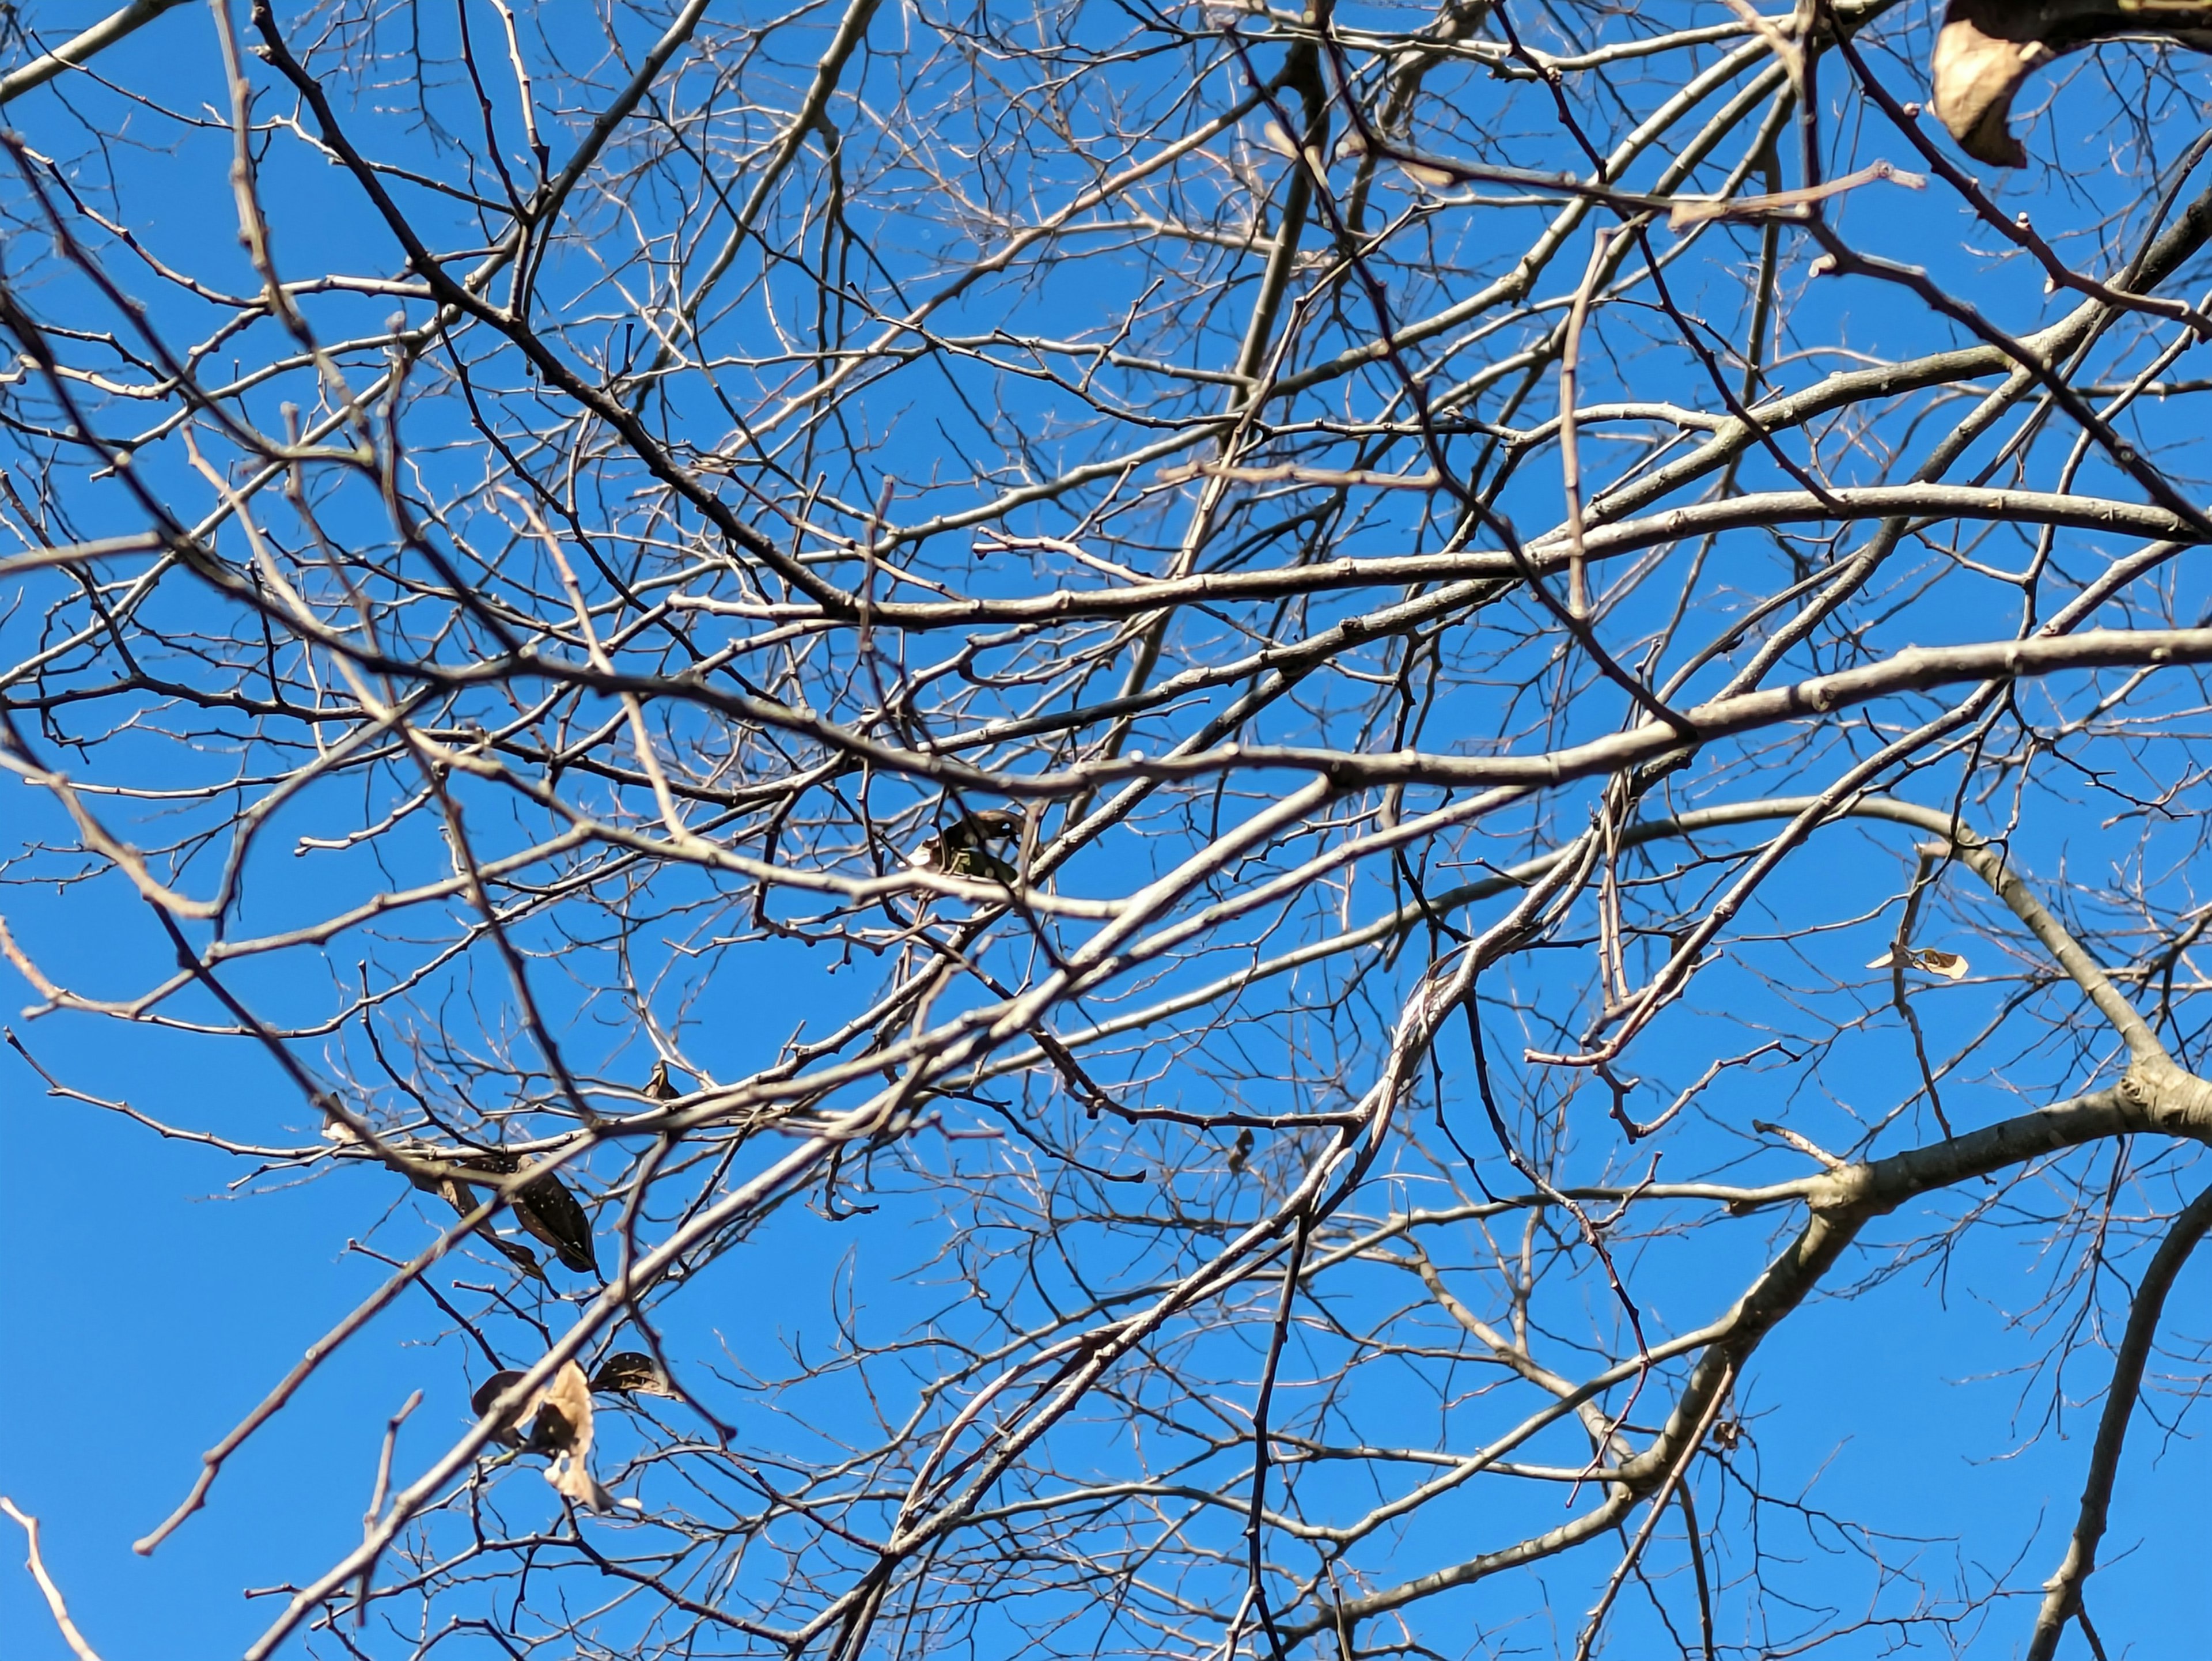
(533, 1359), (618, 1511)
(1930, 12), (2048, 167)
(548, 1456), (616, 1511)
(1927, 0), (2212, 169)
(1866, 944), (1969, 979)
(531, 1360), (593, 1452)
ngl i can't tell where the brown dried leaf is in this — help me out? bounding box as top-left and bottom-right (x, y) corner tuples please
(489, 1236), (545, 1276)
(1866, 944), (1970, 979)
(1930, 12), (2048, 167)
(510, 1166), (600, 1276)
(1226, 1127), (1255, 1174)
(533, 1360), (617, 1511)
(548, 1456), (616, 1512)
(531, 1360), (593, 1454)
(1929, 0), (2212, 167)
(470, 1369), (539, 1446)
(591, 1352), (678, 1397)
(411, 1167), (544, 1279)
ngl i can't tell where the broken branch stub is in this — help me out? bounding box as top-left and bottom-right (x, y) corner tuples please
(1931, 0), (2212, 165)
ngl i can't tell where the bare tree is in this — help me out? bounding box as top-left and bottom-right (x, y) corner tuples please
(4, 0), (2212, 1656)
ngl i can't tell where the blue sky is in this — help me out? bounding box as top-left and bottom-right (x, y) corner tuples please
(6, 0), (2212, 1656)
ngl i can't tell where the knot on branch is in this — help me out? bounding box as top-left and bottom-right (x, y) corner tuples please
(2120, 1054), (2212, 1133)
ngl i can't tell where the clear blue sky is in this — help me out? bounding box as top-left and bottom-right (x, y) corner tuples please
(4, 2), (2211, 1658)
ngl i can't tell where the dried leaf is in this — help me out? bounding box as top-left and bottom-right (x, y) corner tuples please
(470, 1369), (539, 1446)
(550, 1458), (616, 1511)
(533, 1360), (617, 1511)
(944, 845), (1018, 883)
(1930, 12), (2047, 167)
(453, 1150), (596, 1274)
(511, 1165), (599, 1276)
(483, 1232), (545, 1277)
(914, 810), (1022, 881)
(1929, 0), (2212, 168)
(1226, 1127), (1255, 1174)
(531, 1361), (593, 1454)
(410, 1166), (544, 1279)
(1866, 945), (1970, 979)
(591, 1352), (678, 1397)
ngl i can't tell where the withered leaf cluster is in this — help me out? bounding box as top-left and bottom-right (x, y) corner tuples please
(467, 1352), (674, 1510)
(405, 1150), (599, 1277)
(908, 809), (1024, 883)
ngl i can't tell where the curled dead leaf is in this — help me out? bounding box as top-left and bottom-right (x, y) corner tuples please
(1930, 10), (2048, 167)
(910, 809), (1022, 883)
(533, 1360), (618, 1511)
(510, 1166), (599, 1276)
(1866, 945), (1971, 979)
(470, 1369), (539, 1447)
(1226, 1127), (1254, 1174)
(1929, 0), (2212, 167)
(437, 1150), (598, 1276)
(591, 1351), (678, 1397)
(408, 1167), (544, 1278)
